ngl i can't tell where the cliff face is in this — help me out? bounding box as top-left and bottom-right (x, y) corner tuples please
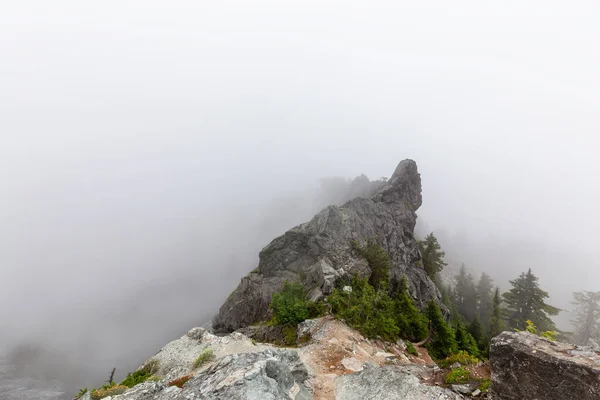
(213, 159), (442, 332)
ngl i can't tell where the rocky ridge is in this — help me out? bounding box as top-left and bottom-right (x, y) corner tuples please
(213, 159), (442, 332)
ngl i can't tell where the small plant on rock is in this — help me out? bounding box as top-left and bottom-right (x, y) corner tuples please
(444, 366), (471, 384)
(192, 348), (214, 369)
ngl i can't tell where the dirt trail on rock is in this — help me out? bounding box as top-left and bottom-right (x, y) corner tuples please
(297, 316), (431, 400)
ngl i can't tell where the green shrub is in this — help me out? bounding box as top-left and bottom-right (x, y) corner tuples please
(192, 348), (214, 369)
(425, 299), (457, 359)
(406, 341), (418, 356)
(478, 378), (491, 393)
(328, 275), (399, 341)
(120, 369), (153, 388)
(438, 350), (479, 368)
(352, 241), (390, 288)
(271, 281), (310, 325)
(540, 330), (557, 341)
(444, 367), (471, 384)
(393, 276), (428, 341)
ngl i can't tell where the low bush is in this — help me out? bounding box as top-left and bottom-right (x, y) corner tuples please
(444, 367), (471, 384)
(478, 378), (491, 393)
(192, 348), (214, 369)
(120, 369), (153, 388)
(437, 350), (479, 368)
(90, 384), (128, 400)
(271, 281), (311, 325)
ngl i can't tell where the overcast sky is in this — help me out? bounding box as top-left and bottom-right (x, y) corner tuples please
(1, 0), (599, 392)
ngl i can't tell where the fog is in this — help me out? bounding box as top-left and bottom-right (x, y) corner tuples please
(1, 1), (599, 396)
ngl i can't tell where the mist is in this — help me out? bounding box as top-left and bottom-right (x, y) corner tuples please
(1, 1), (599, 397)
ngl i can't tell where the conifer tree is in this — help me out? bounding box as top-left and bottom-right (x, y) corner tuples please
(571, 291), (600, 345)
(488, 287), (504, 338)
(393, 275), (428, 341)
(425, 299), (457, 359)
(454, 265), (477, 321)
(476, 273), (494, 326)
(418, 233), (447, 279)
(468, 315), (483, 346)
(454, 320), (480, 356)
(502, 269), (560, 332)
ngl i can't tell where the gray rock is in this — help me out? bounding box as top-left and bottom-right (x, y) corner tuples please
(451, 384), (473, 394)
(335, 365), (462, 400)
(213, 160), (443, 332)
(490, 331), (600, 399)
(471, 389), (481, 397)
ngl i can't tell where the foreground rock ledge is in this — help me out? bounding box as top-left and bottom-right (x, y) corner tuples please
(490, 331), (600, 400)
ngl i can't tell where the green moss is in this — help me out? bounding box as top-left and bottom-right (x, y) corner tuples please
(192, 348), (214, 369)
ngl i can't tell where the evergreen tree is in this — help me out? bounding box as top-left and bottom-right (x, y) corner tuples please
(454, 265), (478, 322)
(418, 233), (447, 279)
(502, 269), (560, 332)
(476, 273), (494, 327)
(393, 275), (428, 341)
(488, 287), (504, 337)
(454, 320), (480, 356)
(425, 299), (457, 359)
(468, 315), (483, 346)
(571, 291), (600, 345)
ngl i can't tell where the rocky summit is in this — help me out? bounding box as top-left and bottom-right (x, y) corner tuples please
(490, 331), (600, 399)
(213, 159), (442, 332)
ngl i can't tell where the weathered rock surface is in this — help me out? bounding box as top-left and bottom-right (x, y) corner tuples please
(490, 331), (600, 400)
(213, 159), (442, 332)
(335, 364), (462, 400)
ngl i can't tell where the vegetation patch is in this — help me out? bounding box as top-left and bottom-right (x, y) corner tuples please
(444, 367), (471, 384)
(406, 341), (418, 357)
(271, 281), (311, 325)
(478, 378), (491, 393)
(90, 384), (128, 400)
(192, 348), (214, 369)
(168, 375), (192, 388)
(438, 350), (479, 368)
(120, 369), (153, 388)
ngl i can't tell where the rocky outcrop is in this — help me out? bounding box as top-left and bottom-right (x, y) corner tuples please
(335, 365), (462, 400)
(213, 159), (442, 332)
(490, 331), (600, 400)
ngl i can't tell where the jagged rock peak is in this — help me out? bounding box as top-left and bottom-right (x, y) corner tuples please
(213, 159), (441, 333)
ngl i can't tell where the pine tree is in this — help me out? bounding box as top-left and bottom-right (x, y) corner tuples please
(454, 265), (477, 322)
(454, 320), (480, 356)
(393, 275), (428, 341)
(488, 287), (504, 338)
(468, 315), (483, 346)
(425, 299), (457, 359)
(571, 291), (600, 345)
(502, 269), (560, 332)
(418, 233), (447, 279)
(476, 273), (494, 327)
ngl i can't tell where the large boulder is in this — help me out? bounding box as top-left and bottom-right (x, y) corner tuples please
(335, 364), (462, 400)
(213, 159), (442, 332)
(490, 331), (600, 399)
